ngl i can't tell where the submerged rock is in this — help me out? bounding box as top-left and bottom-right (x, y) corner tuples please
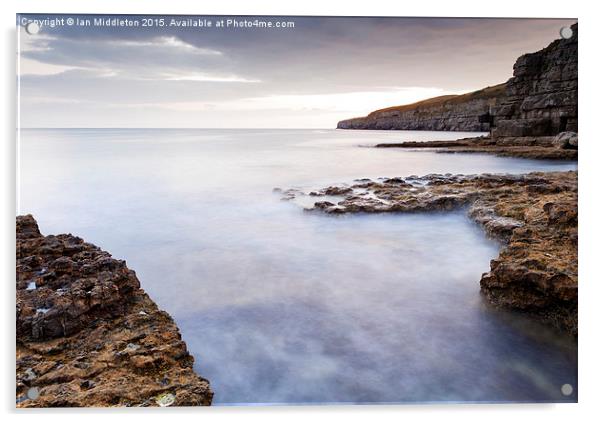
(295, 171), (578, 335)
(16, 215), (213, 407)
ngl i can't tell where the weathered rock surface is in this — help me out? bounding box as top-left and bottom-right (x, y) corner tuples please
(492, 24), (577, 138)
(338, 23), (577, 138)
(552, 131), (578, 149)
(337, 84), (505, 131)
(16, 215), (213, 407)
(289, 172), (577, 335)
(375, 132), (578, 160)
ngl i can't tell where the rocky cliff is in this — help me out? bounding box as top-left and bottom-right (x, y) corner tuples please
(492, 23), (577, 137)
(337, 23), (577, 136)
(337, 84), (505, 131)
(16, 215), (213, 407)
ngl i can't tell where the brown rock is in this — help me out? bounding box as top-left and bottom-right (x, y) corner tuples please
(296, 171), (578, 335)
(338, 23), (577, 141)
(337, 84), (505, 131)
(375, 135), (577, 160)
(552, 131), (578, 149)
(16, 215), (213, 407)
(492, 24), (577, 138)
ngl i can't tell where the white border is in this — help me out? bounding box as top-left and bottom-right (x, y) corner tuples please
(3, 1), (601, 421)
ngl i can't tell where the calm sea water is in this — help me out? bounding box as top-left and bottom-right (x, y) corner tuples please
(18, 128), (578, 405)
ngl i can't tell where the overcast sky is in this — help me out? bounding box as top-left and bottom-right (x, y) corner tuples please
(18, 15), (576, 128)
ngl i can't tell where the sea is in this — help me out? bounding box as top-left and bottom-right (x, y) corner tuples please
(17, 128), (578, 405)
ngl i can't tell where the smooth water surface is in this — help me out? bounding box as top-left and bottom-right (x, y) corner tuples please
(18, 129), (577, 404)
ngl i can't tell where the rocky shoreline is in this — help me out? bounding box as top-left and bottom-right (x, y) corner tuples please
(337, 24), (577, 138)
(16, 215), (213, 407)
(337, 84), (505, 132)
(331, 24), (579, 336)
(375, 131), (578, 160)
(283, 170), (577, 335)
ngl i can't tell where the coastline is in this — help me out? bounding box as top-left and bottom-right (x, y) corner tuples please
(337, 24), (577, 141)
(287, 170), (578, 335)
(13, 14), (582, 407)
(328, 24), (579, 336)
(16, 215), (213, 407)
(374, 133), (578, 160)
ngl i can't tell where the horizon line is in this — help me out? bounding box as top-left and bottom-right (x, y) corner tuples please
(19, 127), (339, 130)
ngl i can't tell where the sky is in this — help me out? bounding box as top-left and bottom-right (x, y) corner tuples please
(17, 15), (576, 128)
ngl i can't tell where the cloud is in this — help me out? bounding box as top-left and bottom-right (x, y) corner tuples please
(148, 87), (457, 114)
(17, 15), (577, 128)
(19, 57), (79, 76)
(19, 26), (236, 81)
(113, 36), (223, 56)
(160, 72), (261, 83)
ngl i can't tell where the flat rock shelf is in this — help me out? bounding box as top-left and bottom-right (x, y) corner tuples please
(286, 171), (578, 335)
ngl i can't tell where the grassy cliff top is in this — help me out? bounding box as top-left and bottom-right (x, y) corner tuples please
(366, 83), (506, 117)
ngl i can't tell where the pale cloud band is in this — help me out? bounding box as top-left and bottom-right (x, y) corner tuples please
(17, 15), (576, 128)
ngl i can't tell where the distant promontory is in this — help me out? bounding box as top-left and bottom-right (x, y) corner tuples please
(337, 23), (577, 139)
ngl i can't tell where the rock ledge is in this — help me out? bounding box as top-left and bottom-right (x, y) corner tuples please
(374, 132), (578, 160)
(287, 171), (577, 335)
(16, 215), (213, 407)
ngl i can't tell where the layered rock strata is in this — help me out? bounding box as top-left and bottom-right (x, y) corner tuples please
(337, 23), (577, 137)
(375, 131), (578, 160)
(286, 171), (578, 335)
(492, 23), (578, 138)
(337, 84), (505, 131)
(16, 215), (213, 407)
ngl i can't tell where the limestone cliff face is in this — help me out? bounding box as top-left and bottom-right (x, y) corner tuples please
(337, 84), (505, 131)
(492, 23), (577, 138)
(16, 215), (213, 407)
(337, 23), (577, 135)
